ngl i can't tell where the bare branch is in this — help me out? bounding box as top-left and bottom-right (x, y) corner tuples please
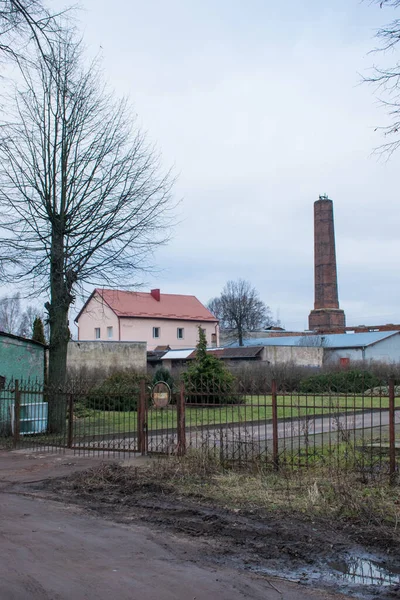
(0, 1), (73, 65)
(363, 0), (400, 153)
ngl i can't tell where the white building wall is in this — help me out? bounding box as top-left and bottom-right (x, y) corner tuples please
(324, 333), (400, 364)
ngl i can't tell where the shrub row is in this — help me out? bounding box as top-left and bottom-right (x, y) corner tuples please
(299, 369), (384, 394)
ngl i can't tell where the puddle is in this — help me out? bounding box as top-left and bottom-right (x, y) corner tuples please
(329, 556), (400, 587)
(248, 554), (400, 597)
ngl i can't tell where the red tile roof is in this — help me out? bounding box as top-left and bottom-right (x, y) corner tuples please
(77, 289), (218, 322)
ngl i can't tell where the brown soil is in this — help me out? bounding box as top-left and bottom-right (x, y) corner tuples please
(34, 463), (400, 600)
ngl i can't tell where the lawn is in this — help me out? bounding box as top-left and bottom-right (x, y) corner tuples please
(71, 394), (392, 438)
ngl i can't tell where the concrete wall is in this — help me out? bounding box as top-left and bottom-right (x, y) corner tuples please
(219, 330), (310, 346)
(0, 335), (45, 384)
(67, 341), (147, 373)
(263, 346), (324, 367)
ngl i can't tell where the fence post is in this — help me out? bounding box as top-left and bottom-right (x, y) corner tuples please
(138, 379), (146, 455)
(13, 380), (21, 449)
(271, 379), (279, 470)
(67, 394), (74, 449)
(177, 381), (186, 456)
(389, 378), (396, 482)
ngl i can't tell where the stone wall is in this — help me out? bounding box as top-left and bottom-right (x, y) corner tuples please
(67, 341), (147, 374)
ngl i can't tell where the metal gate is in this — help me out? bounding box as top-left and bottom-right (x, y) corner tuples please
(138, 381), (185, 456)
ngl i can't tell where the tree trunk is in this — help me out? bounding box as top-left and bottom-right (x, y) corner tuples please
(238, 326), (243, 347)
(47, 307), (69, 433)
(46, 224), (72, 433)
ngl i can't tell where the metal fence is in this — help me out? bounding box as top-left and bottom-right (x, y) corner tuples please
(0, 378), (398, 479)
(184, 379), (399, 478)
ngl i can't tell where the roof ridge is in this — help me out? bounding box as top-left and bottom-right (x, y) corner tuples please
(96, 288), (197, 297)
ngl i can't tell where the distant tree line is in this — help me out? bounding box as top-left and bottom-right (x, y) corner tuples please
(0, 293), (47, 342)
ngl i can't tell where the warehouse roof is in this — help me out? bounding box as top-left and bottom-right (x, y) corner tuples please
(227, 331), (400, 349)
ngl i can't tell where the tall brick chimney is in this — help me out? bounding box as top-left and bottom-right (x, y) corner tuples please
(308, 196), (346, 332)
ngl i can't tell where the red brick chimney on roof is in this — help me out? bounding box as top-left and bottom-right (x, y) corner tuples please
(151, 288), (161, 301)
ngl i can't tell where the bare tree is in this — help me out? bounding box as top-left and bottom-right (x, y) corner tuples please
(364, 0), (400, 154)
(18, 304), (46, 338)
(209, 279), (275, 347)
(0, 292), (46, 337)
(0, 34), (174, 429)
(0, 292), (21, 333)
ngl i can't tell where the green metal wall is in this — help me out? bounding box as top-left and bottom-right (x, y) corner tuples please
(0, 335), (45, 385)
(0, 336), (45, 434)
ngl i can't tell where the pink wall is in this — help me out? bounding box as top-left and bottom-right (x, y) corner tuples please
(120, 317), (219, 350)
(78, 293), (119, 341)
(77, 294), (219, 349)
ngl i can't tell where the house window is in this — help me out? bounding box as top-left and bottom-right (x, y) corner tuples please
(153, 327), (160, 339)
(107, 326), (113, 339)
(177, 328), (184, 339)
(95, 327), (101, 339)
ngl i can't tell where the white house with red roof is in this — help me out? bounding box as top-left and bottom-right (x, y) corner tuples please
(75, 289), (219, 350)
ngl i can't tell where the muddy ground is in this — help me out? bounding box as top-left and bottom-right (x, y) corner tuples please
(32, 463), (400, 600)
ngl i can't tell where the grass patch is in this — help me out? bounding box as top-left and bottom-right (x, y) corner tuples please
(138, 452), (400, 529)
(71, 394), (390, 437)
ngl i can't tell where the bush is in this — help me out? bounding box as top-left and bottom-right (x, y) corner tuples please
(182, 327), (238, 404)
(85, 371), (149, 411)
(299, 369), (383, 394)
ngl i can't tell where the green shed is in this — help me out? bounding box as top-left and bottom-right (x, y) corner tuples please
(0, 332), (46, 434)
(0, 331), (46, 385)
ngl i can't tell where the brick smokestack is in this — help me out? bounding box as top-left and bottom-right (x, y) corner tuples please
(308, 196), (345, 332)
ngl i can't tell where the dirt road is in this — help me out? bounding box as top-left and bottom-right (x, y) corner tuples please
(0, 451), (348, 600)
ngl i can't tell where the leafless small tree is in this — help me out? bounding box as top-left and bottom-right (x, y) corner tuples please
(209, 279), (275, 346)
(364, 0), (400, 154)
(18, 304), (47, 338)
(0, 34), (174, 430)
(0, 292), (46, 337)
(0, 293), (21, 333)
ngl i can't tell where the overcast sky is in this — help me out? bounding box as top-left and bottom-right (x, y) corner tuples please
(33, 1), (400, 329)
